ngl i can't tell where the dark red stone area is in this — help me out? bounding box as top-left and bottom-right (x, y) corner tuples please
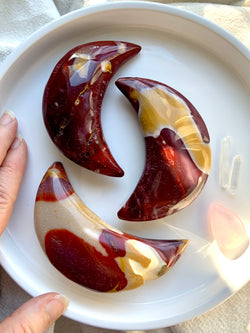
(45, 228), (128, 292)
(118, 128), (207, 221)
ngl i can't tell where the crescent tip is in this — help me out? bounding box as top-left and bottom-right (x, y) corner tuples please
(35, 161), (74, 202)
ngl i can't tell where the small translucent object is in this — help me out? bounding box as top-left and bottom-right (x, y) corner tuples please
(227, 155), (241, 196)
(208, 203), (249, 260)
(219, 136), (231, 189)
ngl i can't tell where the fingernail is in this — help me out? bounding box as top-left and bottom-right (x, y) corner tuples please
(0, 110), (16, 125)
(11, 134), (23, 150)
(45, 294), (69, 322)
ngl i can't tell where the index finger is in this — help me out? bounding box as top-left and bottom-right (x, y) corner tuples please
(0, 110), (18, 165)
(0, 125), (28, 235)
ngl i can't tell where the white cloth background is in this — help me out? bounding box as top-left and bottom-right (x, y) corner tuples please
(0, 0), (249, 332)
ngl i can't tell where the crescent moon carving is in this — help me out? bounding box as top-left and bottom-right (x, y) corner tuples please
(43, 41), (141, 177)
(116, 77), (212, 221)
(34, 162), (189, 292)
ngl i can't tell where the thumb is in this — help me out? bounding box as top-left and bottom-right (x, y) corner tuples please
(0, 292), (69, 333)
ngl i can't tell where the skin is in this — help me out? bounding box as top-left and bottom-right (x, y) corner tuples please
(0, 111), (69, 333)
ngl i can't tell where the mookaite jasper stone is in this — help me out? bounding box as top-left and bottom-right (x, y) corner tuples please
(34, 162), (189, 292)
(43, 41), (141, 177)
(116, 77), (211, 221)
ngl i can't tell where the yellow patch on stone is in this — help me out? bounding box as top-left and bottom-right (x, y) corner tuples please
(101, 60), (112, 73)
(71, 53), (91, 78)
(130, 86), (211, 174)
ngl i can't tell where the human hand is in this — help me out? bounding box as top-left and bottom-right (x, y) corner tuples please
(0, 110), (69, 332)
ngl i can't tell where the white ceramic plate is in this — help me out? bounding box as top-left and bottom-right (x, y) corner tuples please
(0, 2), (249, 330)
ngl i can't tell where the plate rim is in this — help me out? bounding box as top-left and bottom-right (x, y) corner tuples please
(0, 1), (249, 78)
